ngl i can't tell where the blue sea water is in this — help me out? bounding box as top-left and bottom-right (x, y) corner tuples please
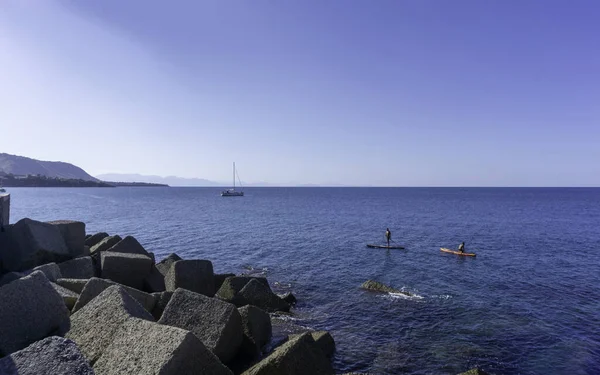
(7, 187), (600, 374)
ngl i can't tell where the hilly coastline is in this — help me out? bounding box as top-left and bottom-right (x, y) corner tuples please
(0, 153), (98, 181)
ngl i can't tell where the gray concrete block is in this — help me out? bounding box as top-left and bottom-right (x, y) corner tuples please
(57, 256), (94, 279)
(56, 278), (89, 294)
(66, 285), (154, 364)
(93, 317), (233, 375)
(0, 271), (23, 287)
(101, 251), (152, 289)
(290, 331), (335, 358)
(85, 232), (108, 248)
(106, 235), (149, 256)
(158, 288), (243, 363)
(47, 220), (86, 258)
(0, 271), (70, 356)
(238, 305), (272, 359)
(238, 279), (290, 312)
(165, 259), (215, 296)
(0, 336), (94, 375)
(32, 262), (62, 282)
(89, 235), (121, 254)
(216, 276), (270, 306)
(215, 273), (235, 292)
(241, 332), (334, 375)
(4, 218), (70, 271)
(155, 253), (182, 276)
(72, 277), (156, 313)
(143, 265), (166, 293)
(51, 281), (79, 310)
(151, 291), (173, 321)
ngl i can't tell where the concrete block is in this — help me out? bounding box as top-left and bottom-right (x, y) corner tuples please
(0, 271), (70, 356)
(290, 331), (335, 358)
(165, 259), (215, 296)
(106, 235), (149, 256)
(151, 291), (173, 321)
(215, 273), (235, 292)
(101, 251), (152, 289)
(56, 278), (89, 294)
(158, 288), (243, 363)
(216, 276), (270, 306)
(32, 262), (62, 282)
(66, 285), (154, 364)
(47, 220), (86, 258)
(90, 235), (121, 254)
(238, 305), (272, 359)
(238, 279), (290, 312)
(57, 256), (94, 279)
(51, 281), (79, 310)
(0, 271), (23, 287)
(155, 253), (182, 276)
(85, 232), (108, 248)
(0, 336), (94, 375)
(143, 264), (166, 293)
(72, 277), (156, 313)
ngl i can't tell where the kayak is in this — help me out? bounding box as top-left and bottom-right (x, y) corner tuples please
(440, 247), (476, 257)
(367, 244), (405, 250)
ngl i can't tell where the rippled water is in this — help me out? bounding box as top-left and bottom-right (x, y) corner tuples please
(7, 187), (600, 374)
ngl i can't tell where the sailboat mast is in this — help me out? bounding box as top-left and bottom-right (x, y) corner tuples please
(233, 162), (235, 190)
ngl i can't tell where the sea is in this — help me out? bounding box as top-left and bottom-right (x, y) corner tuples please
(7, 187), (600, 374)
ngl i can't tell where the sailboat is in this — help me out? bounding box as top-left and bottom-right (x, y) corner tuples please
(221, 162), (244, 197)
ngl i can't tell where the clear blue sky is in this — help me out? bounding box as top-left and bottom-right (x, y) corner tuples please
(1, 0), (598, 186)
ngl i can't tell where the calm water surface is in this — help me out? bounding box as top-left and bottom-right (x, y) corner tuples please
(8, 187), (600, 374)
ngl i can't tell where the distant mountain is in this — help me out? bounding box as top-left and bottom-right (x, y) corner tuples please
(95, 173), (220, 187)
(0, 153), (98, 181)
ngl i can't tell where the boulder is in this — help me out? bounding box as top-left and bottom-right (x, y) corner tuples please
(241, 332), (333, 375)
(165, 259), (215, 296)
(290, 331), (335, 358)
(106, 235), (150, 256)
(57, 256), (94, 279)
(458, 368), (490, 375)
(143, 264), (166, 293)
(93, 317), (233, 375)
(360, 280), (410, 295)
(216, 276), (270, 306)
(47, 220), (86, 258)
(0, 336), (94, 375)
(31, 262), (62, 282)
(0, 271), (23, 287)
(238, 305), (272, 359)
(72, 277), (156, 313)
(4, 218), (70, 271)
(156, 253), (182, 276)
(56, 278), (89, 294)
(90, 235), (121, 254)
(51, 281), (79, 310)
(278, 292), (297, 305)
(158, 288), (243, 363)
(215, 273), (235, 291)
(100, 251), (152, 289)
(85, 232), (108, 248)
(0, 271), (70, 356)
(151, 291), (174, 320)
(238, 279), (290, 312)
(66, 285), (154, 364)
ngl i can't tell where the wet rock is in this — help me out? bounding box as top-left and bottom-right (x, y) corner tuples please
(151, 291), (174, 320)
(241, 332), (333, 375)
(72, 277), (156, 313)
(156, 253), (182, 276)
(51, 281), (79, 310)
(238, 279), (290, 312)
(238, 305), (272, 359)
(100, 251), (152, 289)
(143, 264), (166, 293)
(57, 256), (94, 279)
(93, 317), (233, 375)
(360, 280), (410, 295)
(85, 232), (108, 248)
(290, 331), (335, 358)
(90, 235), (121, 254)
(106, 235), (150, 256)
(158, 288), (243, 363)
(0, 271), (70, 356)
(4, 218), (70, 271)
(47, 220), (86, 258)
(56, 278), (89, 294)
(0, 336), (94, 375)
(165, 259), (215, 296)
(66, 285), (154, 364)
(216, 276), (270, 306)
(278, 292), (297, 305)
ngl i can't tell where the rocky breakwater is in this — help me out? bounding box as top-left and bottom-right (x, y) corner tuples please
(0, 217), (363, 375)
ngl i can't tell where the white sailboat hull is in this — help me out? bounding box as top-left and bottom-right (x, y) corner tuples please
(221, 190), (244, 197)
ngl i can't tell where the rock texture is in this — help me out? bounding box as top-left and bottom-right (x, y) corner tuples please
(0, 271), (70, 356)
(151, 291), (173, 321)
(241, 332), (334, 375)
(143, 265), (166, 293)
(360, 280), (410, 295)
(216, 276), (270, 306)
(47, 220), (86, 258)
(57, 256), (94, 279)
(51, 281), (79, 310)
(100, 251), (152, 289)
(93, 317), (233, 375)
(156, 253), (182, 276)
(56, 278), (89, 294)
(0, 336), (94, 375)
(290, 331), (335, 358)
(85, 232), (108, 248)
(31, 262), (62, 282)
(158, 288), (243, 363)
(90, 235), (121, 254)
(66, 285), (154, 364)
(165, 259), (215, 296)
(238, 279), (290, 312)
(238, 305), (272, 358)
(106, 235), (149, 256)
(72, 277), (156, 313)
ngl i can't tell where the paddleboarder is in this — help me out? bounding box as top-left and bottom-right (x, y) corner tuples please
(458, 242), (465, 253)
(385, 228), (392, 247)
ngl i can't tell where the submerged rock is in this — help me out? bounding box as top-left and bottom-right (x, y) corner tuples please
(360, 280), (411, 296)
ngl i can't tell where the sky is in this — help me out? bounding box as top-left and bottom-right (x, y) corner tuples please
(0, 0), (599, 186)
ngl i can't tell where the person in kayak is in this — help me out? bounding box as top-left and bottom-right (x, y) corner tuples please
(458, 242), (465, 253)
(385, 228), (392, 247)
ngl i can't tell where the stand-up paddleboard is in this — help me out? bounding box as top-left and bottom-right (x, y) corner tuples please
(367, 244), (405, 250)
(440, 247), (476, 257)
